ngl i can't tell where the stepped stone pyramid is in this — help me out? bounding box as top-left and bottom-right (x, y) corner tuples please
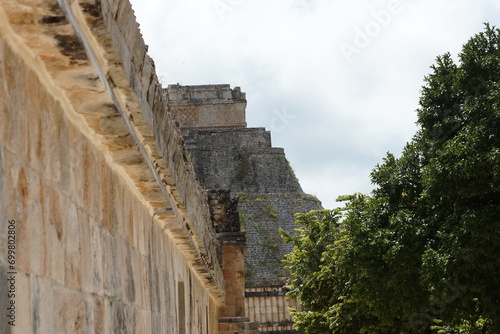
(165, 84), (322, 287)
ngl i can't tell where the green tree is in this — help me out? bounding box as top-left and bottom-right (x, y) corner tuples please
(282, 24), (500, 333)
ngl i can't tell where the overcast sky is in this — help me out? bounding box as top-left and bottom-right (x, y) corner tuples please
(129, 0), (500, 209)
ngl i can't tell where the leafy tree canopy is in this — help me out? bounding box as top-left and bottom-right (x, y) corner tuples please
(282, 24), (500, 334)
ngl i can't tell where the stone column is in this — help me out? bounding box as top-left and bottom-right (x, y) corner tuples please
(220, 233), (247, 318)
(207, 190), (258, 333)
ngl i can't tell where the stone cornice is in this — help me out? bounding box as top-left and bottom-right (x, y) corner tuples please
(0, 0), (225, 303)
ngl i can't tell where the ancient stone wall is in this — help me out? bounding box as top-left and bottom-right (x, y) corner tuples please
(245, 286), (301, 333)
(93, 0), (223, 284)
(168, 90), (323, 287)
(238, 193), (320, 287)
(0, 36), (219, 333)
(0, 0), (314, 332)
(166, 85), (247, 130)
(183, 128), (303, 194)
(0, 0), (231, 333)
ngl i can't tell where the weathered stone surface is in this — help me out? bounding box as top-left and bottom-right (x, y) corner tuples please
(182, 128), (302, 194)
(166, 84), (247, 130)
(208, 189), (242, 234)
(178, 122), (322, 286)
(239, 193), (321, 286)
(0, 0), (225, 332)
(166, 82), (319, 330)
(0, 0), (315, 332)
(245, 285), (302, 333)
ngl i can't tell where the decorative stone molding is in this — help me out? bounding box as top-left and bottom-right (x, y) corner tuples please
(165, 84), (247, 129)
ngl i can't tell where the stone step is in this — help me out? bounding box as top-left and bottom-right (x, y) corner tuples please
(219, 317), (259, 333)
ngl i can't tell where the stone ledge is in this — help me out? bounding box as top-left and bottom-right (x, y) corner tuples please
(219, 316), (260, 333)
(83, 0), (225, 298)
(166, 84), (247, 105)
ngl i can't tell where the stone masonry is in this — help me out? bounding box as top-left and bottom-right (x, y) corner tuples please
(0, 1), (258, 333)
(167, 84), (247, 130)
(165, 85), (322, 287)
(0, 0), (318, 332)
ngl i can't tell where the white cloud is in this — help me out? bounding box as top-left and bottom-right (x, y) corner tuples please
(130, 0), (500, 209)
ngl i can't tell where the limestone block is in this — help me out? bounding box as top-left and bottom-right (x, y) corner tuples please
(64, 198), (82, 290)
(91, 295), (105, 334)
(100, 229), (122, 298)
(39, 100), (63, 184)
(103, 297), (112, 334)
(89, 217), (104, 294)
(25, 104), (43, 175)
(115, 0), (133, 35)
(125, 202), (135, 247)
(30, 276), (54, 333)
(130, 249), (144, 308)
(158, 270), (171, 315)
(148, 221), (161, 267)
(164, 243), (175, 282)
(138, 253), (151, 308)
(52, 286), (86, 334)
(117, 237), (135, 303)
(135, 309), (151, 334)
(101, 162), (117, 231)
(139, 57), (153, 100)
(157, 224), (170, 269)
(134, 204), (148, 256)
(12, 166), (39, 274)
(85, 149), (104, 223)
(151, 311), (163, 333)
(59, 145), (73, 199)
(104, 0), (120, 19)
(25, 177), (46, 277)
(114, 183), (128, 240)
(80, 294), (95, 333)
(79, 210), (93, 293)
(109, 299), (136, 333)
(44, 186), (66, 284)
(3, 48), (29, 157)
(141, 215), (154, 257)
(130, 25), (145, 67)
(107, 16), (131, 78)
(68, 133), (89, 208)
(149, 263), (160, 312)
(129, 61), (142, 95)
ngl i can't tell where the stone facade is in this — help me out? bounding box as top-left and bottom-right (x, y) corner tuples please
(246, 286), (302, 333)
(166, 86), (322, 287)
(184, 127), (322, 286)
(0, 0), (317, 333)
(0, 0), (257, 333)
(166, 84), (247, 130)
(0, 28), (217, 333)
(166, 85), (321, 332)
